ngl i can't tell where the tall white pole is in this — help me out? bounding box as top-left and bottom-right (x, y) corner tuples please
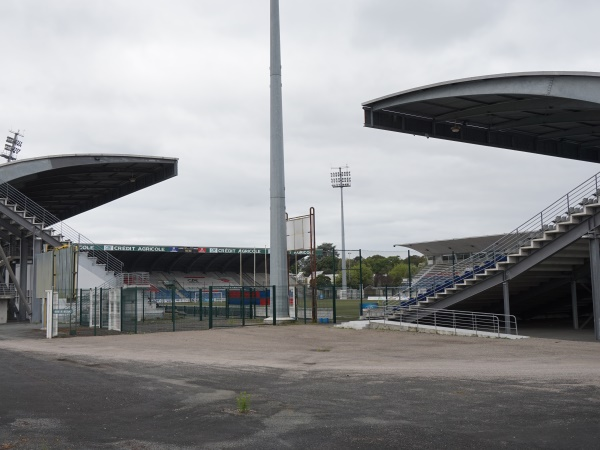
(270, 0), (289, 318)
(331, 166), (350, 299)
(340, 174), (347, 297)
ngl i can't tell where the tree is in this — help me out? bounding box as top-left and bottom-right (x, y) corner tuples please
(314, 273), (332, 287)
(302, 242), (340, 276)
(346, 262), (373, 289)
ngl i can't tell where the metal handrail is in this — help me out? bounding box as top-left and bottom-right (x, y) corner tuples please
(0, 182), (123, 274)
(367, 305), (518, 336)
(0, 283), (16, 296)
(400, 171), (600, 305)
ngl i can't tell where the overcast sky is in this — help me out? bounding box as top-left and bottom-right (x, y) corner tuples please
(1, 0), (599, 256)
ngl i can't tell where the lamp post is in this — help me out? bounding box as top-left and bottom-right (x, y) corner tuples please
(331, 165), (350, 299)
(393, 245), (412, 300)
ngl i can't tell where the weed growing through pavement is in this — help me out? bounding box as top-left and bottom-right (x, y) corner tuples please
(236, 392), (251, 413)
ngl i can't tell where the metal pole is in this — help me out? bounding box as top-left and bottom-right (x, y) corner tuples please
(571, 280), (579, 330)
(588, 236), (600, 341)
(171, 286), (175, 332)
(340, 168), (347, 299)
(303, 284), (307, 324)
(209, 286), (213, 329)
(502, 280), (511, 335)
(269, 0), (289, 319)
(452, 251), (456, 281)
(241, 286), (245, 327)
(359, 249), (363, 317)
(94, 287), (97, 337)
(273, 285), (277, 325)
(408, 250), (412, 299)
(332, 248), (336, 323)
(134, 287), (138, 334)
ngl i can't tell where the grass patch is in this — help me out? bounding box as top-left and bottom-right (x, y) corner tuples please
(236, 392), (251, 413)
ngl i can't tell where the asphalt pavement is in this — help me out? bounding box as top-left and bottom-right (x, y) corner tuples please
(0, 323), (599, 449)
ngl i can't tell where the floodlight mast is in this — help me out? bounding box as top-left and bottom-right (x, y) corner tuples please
(3, 130), (23, 162)
(269, 0), (289, 319)
(331, 165), (351, 298)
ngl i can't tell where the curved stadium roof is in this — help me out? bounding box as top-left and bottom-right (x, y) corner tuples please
(362, 71), (600, 163)
(0, 154), (178, 220)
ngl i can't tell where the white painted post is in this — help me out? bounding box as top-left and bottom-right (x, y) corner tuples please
(45, 290), (52, 339)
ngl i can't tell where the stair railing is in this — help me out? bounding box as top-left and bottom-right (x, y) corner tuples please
(0, 181), (123, 274)
(401, 171), (600, 305)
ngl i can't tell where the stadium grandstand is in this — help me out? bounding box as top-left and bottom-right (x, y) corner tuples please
(363, 71), (600, 340)
(0, 150), (310, 329)
(0, 153), (178, 324)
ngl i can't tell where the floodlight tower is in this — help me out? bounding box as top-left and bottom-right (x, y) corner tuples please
(331, 165), (351, 298)
(269, 0), (289, 320)
(3, 130), (24, 162)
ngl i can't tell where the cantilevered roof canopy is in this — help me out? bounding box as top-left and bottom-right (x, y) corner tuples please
(363, 72), (600, 163)
(395, 235), (504, 257)
(0, 154), (178, 220)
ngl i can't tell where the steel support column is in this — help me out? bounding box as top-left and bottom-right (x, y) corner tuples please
(571, 280), (579, 330)
(18, 234), (29, 320)
(502, 281), (511, 334)
(0, 244), (30, 317)
(31, 233), (43, 323)
(588, 236), (600, 341)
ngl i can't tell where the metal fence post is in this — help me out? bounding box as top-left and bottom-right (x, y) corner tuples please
(134, 287), (138, 334)
(171, 287), (175, 332)
(209, 286), (213, 329)
(273, 285), (277, 325)
(303, 285), (307, 324)
(199, 288), (203, 321)
(99, 288), (103, 328)
(225, 288), (230, 318)
(94, 287), (97, 337)
(385, 286), (388, 310)
(241, 286), (245, 326)
(120, 287), (124, 332)
(359, 249), (363, 317)
(142, 288), (145, 322)
(453, 310), (456, 335)
(332, 283), (337, 324)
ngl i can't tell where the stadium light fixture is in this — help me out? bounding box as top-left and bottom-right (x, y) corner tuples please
(3, 130), (24, 162)
(331, 165), (351, 298)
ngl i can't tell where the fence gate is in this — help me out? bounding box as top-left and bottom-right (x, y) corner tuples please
(79, 289), (91, 327)
(121, 287), (138, 333)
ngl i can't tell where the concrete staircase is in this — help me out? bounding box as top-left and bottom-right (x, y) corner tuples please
(394, 172), (600, 314)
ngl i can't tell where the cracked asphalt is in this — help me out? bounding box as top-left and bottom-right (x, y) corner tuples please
(0, 323), (599, 449)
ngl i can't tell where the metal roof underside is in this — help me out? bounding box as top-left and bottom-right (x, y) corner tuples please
(395, 234), (505, 257)
(0, 154), (178, 220)
(362, 72), (600, 163)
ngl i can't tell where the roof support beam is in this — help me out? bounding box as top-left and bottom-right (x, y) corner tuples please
(490, 111), (600, 131)
(538, 125), (600, 140)
(435, 98), (597, 122)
